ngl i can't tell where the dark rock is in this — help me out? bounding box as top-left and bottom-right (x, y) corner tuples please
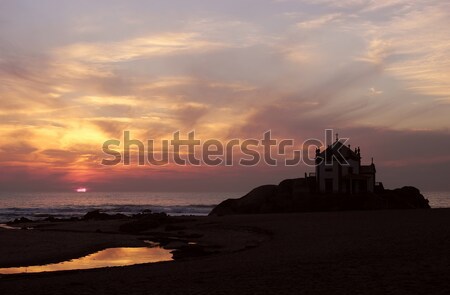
(83, 210), (127, 220)
(10, 217), (32, 224)
(209, 185), (277, 216)
(209, 179), (430, 215)
(43, 216), (59, 222)
(380, 186), (430, 209)
(83, 210), (108, 220)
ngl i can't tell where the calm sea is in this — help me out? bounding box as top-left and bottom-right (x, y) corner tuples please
(0, 192), (239, 223)
(0, 191), (448, 223)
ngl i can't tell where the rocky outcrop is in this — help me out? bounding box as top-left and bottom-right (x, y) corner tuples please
(83, 210), (127, 220)
(10, 217), (33, 224)
(119, 212), (171, 233)
(379, 186), (431, 209)
(209, 179), (430, 215)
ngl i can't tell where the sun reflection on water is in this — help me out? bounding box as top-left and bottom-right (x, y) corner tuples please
(0, 247), (173, 275)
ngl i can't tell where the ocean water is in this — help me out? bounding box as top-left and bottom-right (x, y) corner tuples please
(424, 191), (450, 209)
(0, 191), (448, 223)
(0, 192), (241, 223)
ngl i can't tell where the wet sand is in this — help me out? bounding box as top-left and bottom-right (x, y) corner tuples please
(1, 209), (449, 294)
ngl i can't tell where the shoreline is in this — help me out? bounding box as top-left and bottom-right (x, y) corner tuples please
(0, 191), (448, 224)
(1, 209), (449, 294)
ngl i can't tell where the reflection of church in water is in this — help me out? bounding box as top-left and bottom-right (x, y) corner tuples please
(313, 134), (383, 194)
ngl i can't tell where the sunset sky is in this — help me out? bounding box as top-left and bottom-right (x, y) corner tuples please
(0, 0), (449, 192)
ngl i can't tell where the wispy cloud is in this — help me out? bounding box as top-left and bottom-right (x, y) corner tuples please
(359, 3), (450, 98)
(296, 13), (342, 30)
(358, 38), (392, 64)
(54, 33), (227, 63)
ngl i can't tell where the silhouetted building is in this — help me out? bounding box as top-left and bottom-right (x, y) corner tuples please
(314, 136), (377, 193)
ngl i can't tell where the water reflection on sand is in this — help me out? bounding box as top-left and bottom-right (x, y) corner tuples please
(0, 247), (173, 275)
(0, 224), (21, 230)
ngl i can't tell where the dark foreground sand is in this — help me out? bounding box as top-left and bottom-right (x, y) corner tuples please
(0, 209), (449, 294)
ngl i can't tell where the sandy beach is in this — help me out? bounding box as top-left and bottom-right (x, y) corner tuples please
(0, 209), (449, 294)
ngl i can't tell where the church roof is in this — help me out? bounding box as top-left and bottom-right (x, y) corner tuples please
(317, 141), (360, 161)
